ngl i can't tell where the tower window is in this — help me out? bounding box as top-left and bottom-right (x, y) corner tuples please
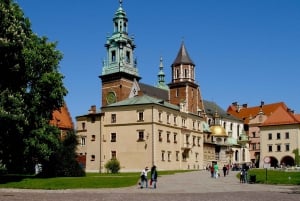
(111, 50), (116, 62)
(126, 51), (130, 63)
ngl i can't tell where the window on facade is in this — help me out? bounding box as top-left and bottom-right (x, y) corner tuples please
(91, 155), (95, 161)
(193, 121), (195, 130)
(285, 144), (290, 151)
(182, 119), (186, 127)
(174, 133), (177, 143)
(161, 151), (165, 161)
(195, 153), (199, 162)
(197, 137), (201, 146)
(230, 123), (233, 131)
(126, 51), (130, 63)
(192, 136), (196, 146)
(174, 116), (177, 125)
(268, 145), (272, 152)
(268, 133), (272, 140)
(138, 111), (144, 121)
(91, 135), (96, 141)
(176, 88), (179, 97)
(167, 132), (170, 143)
(111, 133), (116, 142)
(168, 151), (171, 161)
(186, 135), (190, 144)
(81, 137), (86, 146)
(176, 151), (179, 161)
(158, 112), (162, 122)
(252, 143), (256, 150)
(91, 116), (95, 123)
(111, 151), (116, 159)
(158, 130), (162, 142)
(285, 132), (289, 139)
(277, 144), (281, 152)
(252, 132), (256, 138)
(111, 114), (116, 123)
(277, 133), (281, 140)
(138, 131), (144, 141)
(167, 114), (170, 124)
(82, 122), (86, 130)
(223, 122), (226, 129)
(111, 50), (116, 62)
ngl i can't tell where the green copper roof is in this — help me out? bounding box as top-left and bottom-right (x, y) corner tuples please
(103, 94), (179, 110)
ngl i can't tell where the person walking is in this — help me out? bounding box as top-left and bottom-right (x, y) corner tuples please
(150, 165), (158, 189)
(213, 163), (219, 178)
(222, 165), (227, 177)
(140, 166), (149, 188)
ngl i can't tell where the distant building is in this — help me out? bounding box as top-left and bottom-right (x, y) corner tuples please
(227, 101), (300, 168)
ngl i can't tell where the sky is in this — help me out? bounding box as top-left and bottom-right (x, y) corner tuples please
(16, 0), (300, 123)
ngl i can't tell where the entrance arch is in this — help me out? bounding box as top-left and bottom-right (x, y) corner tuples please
(281, 156), (294, 167)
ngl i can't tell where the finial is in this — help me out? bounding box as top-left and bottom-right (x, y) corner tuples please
(119, 0), (123, 7)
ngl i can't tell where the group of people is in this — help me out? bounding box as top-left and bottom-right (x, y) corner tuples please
(209, 163), (230, 178)
(139, 165), (158, 189)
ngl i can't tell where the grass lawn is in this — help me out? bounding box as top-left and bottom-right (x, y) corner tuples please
(236, 169), (300, 185)
(0, 170), (191, 190)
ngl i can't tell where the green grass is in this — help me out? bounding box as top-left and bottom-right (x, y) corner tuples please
(236, 169), (300, 185)
(0, 170), (191, 190)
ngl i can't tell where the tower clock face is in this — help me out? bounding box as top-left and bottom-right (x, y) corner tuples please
(106, 91), (116, 104)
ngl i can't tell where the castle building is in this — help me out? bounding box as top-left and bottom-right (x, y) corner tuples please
(75, 1), (250, 172)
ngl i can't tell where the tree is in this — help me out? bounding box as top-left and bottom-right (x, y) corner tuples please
(0, 0), (71, 175)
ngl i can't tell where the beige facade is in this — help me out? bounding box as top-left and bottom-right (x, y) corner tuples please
(76, 97), (205, 172)
(260, 124), (300, 168)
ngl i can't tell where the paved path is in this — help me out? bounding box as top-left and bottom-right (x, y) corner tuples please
(1, 170), (299, 201)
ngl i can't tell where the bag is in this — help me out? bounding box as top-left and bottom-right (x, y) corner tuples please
(141, 174), (145, 181)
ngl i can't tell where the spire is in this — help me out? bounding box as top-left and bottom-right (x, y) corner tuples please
(172, 42), (195, 66)
(101, 0), (139, 78)
(156, 56), (169, 90)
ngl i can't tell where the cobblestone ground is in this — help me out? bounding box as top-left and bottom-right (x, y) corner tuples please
(1, 170), (299, 201)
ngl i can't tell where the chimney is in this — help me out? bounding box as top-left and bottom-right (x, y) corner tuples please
(89, 105), (97, 114)
(242, 103), (247, 108)
(232, 102), (238, 106)
(260, 101), (264, 108)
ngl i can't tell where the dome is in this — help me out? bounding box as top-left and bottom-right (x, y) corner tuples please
(210, 125), (227, 137)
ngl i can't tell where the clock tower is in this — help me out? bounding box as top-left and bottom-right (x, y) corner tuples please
(100, 0), (140, 107)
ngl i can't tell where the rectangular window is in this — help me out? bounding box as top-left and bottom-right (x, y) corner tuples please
(111, 133), (116, 142)
(167, 114), (170, 124)
(277, 144), (281, 152)
(285, 144), (290, 151)
(168, 151), (171, 162)
(91, 155), (95, 161)
(197, 137), (201, 146)
(252, 132), (256, 138)
(82, 122), (86, 130)
(285, 132), (289, 139)
(91, 135), (96, 141)
(138, 111), (144, 121)
(182, 119), (186, 127)
(167, 132), (170, 143)
(176, 151), (179, 161)
(161, 151), (165, 161)
(111, 50), (116, 62)
(268, 145), (272, 152)
(111, 114), (116, 123)
(174, 133), (177, 143)
(138, 131), (144, 141)
(158, 130), (162, 142)
(158, 112), (162, 122)
(268, 133), (272, 140)
(111, 151), (116, 159)
(174, 116), (177, 125)
(277, 133), (280, 140)
(192, 136), (196, 146)
(81, 137), (86, 146)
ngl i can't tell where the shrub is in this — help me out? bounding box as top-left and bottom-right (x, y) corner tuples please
(105, 159), (120, 173)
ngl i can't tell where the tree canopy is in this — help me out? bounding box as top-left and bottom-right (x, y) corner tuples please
(0, 0), (83, 176)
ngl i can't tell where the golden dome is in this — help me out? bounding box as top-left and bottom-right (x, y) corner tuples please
(210, 125), (227, 137)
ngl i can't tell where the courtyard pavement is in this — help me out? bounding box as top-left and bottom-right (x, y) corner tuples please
(1, 170), (300, 201)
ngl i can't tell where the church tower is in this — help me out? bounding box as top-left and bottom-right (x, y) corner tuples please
(168, 42), (205, 115)
(100, 0), (140, 107)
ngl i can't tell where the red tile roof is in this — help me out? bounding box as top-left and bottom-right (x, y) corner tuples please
(227, 102), (288, 124)
(261, 106), (300, 126)
(50, 103), (74, 130)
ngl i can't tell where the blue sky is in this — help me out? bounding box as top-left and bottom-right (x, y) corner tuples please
(17, 0), (300, 122)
